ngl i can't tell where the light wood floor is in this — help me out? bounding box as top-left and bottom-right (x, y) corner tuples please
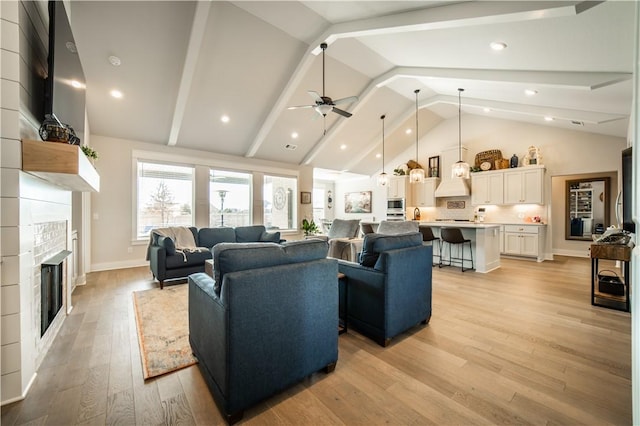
(1, 256), (632, 425)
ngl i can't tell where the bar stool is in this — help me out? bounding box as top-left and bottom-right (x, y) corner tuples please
(439, 227), (474, 272)
(419, 226), (440, 266)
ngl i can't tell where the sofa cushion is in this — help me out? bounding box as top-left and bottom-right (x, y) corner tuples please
(165, 250), (212, 269)
(158, 236), (176, 256)
(199, 227), (236, 248)
(259, 230), (281, 243)
(235, 225), (266, 243)
(212, 239), (329, 294)
(376, 220), (419, 235)
(359, 232), (423, 268)
(328, 219), (360, 239)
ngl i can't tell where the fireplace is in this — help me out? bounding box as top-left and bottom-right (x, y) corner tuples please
(40, 250), (71, 336)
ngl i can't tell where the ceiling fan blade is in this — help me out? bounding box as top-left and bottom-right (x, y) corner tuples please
(287, 104), (314, 110)
(308, 91), (323, 103)
(332, 107), (352, 118)
(333, 96), (358, 106)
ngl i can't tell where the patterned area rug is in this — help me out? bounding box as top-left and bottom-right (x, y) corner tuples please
(132, 284), (197, 379)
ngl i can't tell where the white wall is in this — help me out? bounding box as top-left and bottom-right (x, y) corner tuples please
(89, 135), (313, 271)
(337, 114), (626, 257)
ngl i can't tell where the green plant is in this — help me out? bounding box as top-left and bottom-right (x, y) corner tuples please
(81, 145), (98, 160)
(301, 218), (320, 236)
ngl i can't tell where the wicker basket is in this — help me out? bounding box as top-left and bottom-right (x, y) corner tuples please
(495, 158), (510, 169)
(475, 150), (503, 170)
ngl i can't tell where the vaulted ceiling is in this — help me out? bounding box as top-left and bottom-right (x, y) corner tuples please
(70, 1), (635, 177)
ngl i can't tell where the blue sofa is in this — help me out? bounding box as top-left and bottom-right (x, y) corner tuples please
(338, 232), (432, 347)
(148, 225), (281, 289)
(188, 239), (339, 423)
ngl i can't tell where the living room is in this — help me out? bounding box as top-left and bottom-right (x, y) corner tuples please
(1, 0), (638, 424)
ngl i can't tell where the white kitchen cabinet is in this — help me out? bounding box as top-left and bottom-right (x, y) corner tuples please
(503, 225), (541, 260)
(412, 178), (439, 207)
(499, 225), (504, 253)
(503, 167), (544, 204)
(388, 176), (413, 205)
(471, 172), (504, 205)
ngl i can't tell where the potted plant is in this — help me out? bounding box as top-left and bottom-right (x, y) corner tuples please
(80, 145), (98, 163)
(301, 218), (320, 236)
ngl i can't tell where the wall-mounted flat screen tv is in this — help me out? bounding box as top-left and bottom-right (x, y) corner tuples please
(43, 0), (85, 141)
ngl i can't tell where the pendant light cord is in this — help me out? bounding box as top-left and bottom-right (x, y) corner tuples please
(458, 88), (464, 162)
(381, 114), (386, 173)
(415, 89), (420, 162)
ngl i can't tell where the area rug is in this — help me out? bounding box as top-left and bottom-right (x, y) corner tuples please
(132, 284), (197, 379)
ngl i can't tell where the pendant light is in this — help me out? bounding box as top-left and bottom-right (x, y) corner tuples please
(452, 88), (470, 179)
(377, 114), (389, 187)
(409, 89), (425, 184)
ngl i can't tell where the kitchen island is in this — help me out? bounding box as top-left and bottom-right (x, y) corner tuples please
(419, 222), (501, 273)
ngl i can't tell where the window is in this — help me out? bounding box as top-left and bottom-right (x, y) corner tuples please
(136, 161), (194, 239)
(263, 175), (297, 231)
(210, 169), (252, 227)
(313, 188), (325, 224)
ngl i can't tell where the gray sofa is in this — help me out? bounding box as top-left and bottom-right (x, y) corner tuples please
(148, 225), (281, 289)
(338, 232), (432, 346)
(188, 239), (338, 423)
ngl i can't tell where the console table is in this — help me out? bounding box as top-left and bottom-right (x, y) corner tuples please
(590, 243), (631, 312)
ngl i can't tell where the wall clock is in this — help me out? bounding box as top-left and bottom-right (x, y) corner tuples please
(274, 187), (286, 210)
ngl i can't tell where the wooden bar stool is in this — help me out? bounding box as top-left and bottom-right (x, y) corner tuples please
(439, 227), (474, 272)
(419, 226), (440, 266)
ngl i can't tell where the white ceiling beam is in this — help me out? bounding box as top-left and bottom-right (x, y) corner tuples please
(376, 67), (631, 91)
(315, 1), (602, 53)
(167, 1), (211, 146)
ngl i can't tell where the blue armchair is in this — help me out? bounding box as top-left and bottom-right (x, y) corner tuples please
(188, 239), (339, 423)
(338, 232), (432, 347)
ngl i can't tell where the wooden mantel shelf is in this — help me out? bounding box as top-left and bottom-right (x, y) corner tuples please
(21, 139), (100, 192)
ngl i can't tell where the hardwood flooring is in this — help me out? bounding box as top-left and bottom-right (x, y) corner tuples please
(1, 256), (631, 425)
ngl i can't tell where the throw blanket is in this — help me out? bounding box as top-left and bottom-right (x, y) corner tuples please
(146, 227), (209, 262)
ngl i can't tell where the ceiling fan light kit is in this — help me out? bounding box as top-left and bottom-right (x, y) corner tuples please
(287, 42), (358, 122)
(409, 89), (425, 184)
(452, 88), (471, 179)
(377, 114), (389, 187)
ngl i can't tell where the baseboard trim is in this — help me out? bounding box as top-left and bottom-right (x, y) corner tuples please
(1, 372), (37, 406)
(553, 249), (590, 258)
(91, 259), (148, 272)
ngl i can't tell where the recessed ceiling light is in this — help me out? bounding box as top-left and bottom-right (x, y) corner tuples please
(405, 129), (412, 135)
(490, 41), (507, 51)
(110, 89), (123, 98)
(108, 55), (121, 66)
(376, 153), (381, 158)
(524, 89), (538, 96)
(544, 116), (554, 121)
(340, 144), (347, 150)
(483, 107), (491, 113)
(291, 132), (298, 139)
(221, 115), (230, 123)
(71, 80), (82, 89)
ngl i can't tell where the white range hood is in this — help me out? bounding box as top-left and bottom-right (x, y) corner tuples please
(434, 177), (470, 197)
(434, 145), (471, 198)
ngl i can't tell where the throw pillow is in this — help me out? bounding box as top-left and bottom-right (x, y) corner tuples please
(259, 230), (281, 243)
(159, 236), (176, 256)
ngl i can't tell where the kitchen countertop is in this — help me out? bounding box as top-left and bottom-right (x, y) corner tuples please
(418, 221), (500, 229)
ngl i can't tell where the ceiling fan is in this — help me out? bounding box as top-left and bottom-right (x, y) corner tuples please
(288, 43), (358, 118)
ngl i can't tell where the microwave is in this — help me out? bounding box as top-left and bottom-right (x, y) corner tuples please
(387, 198), (405, 210)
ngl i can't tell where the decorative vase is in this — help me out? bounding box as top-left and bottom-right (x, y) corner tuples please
(510, 154), (518, 168)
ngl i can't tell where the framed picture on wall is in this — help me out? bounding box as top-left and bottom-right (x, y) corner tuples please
(300, 191), (311, 204)
(428, 156), (440, 177)
(345, 191), (372, 213)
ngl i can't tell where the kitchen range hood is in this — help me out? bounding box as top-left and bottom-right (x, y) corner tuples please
(434, 177), (470, 198)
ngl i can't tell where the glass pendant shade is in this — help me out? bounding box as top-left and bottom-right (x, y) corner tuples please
(451, 161), (470, 179)
(410, 89), (425, 184)
(377, 114), (388, 187)
(453, 87), (470, 179)
(409, 168), (425, 183)
(377, 172), (389, 187)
